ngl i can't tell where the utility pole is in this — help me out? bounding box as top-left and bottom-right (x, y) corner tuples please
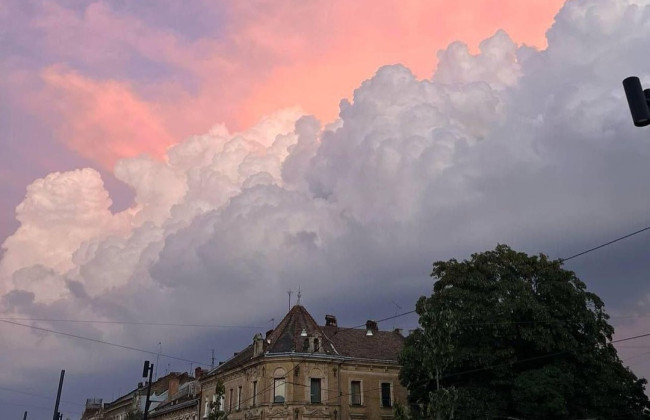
(142, 361), (154, 420)
(52, 370), (65, 420)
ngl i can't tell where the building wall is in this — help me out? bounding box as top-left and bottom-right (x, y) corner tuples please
(339, 363), (405, 420)
(150, 404), (198, 420)
(202, 356), (405, 420)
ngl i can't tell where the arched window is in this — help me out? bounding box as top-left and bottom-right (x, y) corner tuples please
(273, 367), (286, 403)
(314, 338), (320, 352)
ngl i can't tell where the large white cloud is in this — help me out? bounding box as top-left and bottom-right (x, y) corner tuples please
(3, 0), (650, 400)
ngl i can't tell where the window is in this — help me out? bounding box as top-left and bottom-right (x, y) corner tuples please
(210, 394), (217, 415)
(310, 378), (321, 403)
(303, 338), (309, 351)
(381, 383), (392, 408)
(314, 338), (320, 352)
(237, 386), (242, 410)
(274, 378), (286, 403)
(219, 395), (225, 412)
(252, 381), (258, 406)
(203, 397), (209, 418)
(350, 381), (361, 405)
(229, 388), (233, 411)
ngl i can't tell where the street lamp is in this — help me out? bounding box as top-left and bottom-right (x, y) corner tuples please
(623, 76), (650, 127)
(142, 361), (154, 420)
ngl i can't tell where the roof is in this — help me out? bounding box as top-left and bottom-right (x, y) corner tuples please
(321, 325), (404, 361)
(149, 395), (199, 417)
(103, 372), (194, 411)
(210, 305), (404, 375)
(265, 305), (337, 355)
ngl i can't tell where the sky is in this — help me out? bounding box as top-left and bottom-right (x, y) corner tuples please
(4, 0), (650, 418)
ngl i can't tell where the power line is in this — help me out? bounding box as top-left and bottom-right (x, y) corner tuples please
(612, 332), (650, 344)
(0, 317), (262, 329)
(432, 330), (650, 380)
(333, 310), (417, 335)
(0, 319), (211, 367)
(0, 385), (84, 407)
(561, 225), (650, 262)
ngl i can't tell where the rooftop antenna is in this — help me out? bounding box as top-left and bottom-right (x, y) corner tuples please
(297, 286), (302, 306)
(287, 290), (293, 310)
(211, 349), (215, 369)
(391, 301), (402, 329)
(154, 342), (161, 380)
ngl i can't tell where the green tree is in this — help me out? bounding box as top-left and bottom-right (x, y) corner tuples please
(399, 245), (650, 420)
(207, 381), (228, 420)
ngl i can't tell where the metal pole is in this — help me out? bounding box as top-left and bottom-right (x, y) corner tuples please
(52, 370), (65, 420)
(23, 411), (27, 420)
(143, 362), (154, 420)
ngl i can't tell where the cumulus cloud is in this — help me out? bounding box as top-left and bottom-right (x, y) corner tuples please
(3, 0), (650, 406)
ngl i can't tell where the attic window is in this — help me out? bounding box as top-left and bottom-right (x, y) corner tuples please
(303, 338), (309, 351)
(314, 338), (320, 352)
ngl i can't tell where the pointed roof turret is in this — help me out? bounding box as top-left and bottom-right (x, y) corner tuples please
(265, 305), (336, 355)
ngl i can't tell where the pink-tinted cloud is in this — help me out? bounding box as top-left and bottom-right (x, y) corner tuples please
(36, 67), (174, 167)
(9, 0), (565, 171)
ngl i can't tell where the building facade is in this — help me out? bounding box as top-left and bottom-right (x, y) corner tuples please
(199, 305), (407, 420)
(149, 378), (200, 420)
(92, 372), (195, 420)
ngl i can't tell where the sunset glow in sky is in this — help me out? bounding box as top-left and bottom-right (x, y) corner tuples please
(5, 0), (650, 418)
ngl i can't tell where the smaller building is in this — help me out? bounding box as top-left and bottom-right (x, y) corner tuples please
(80, 398), (103, 420)
(149, 376), (200, 420)
(96, 372), (195, 420)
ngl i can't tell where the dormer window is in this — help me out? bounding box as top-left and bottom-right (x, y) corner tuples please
(303, 338), (309, 351)
(314, 338), (320, 352)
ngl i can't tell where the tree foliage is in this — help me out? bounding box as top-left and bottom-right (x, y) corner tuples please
(399, 245), (650, 419)
(207, 381), (228, 420)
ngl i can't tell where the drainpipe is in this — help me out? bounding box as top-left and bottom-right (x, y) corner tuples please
(337, 361), (342, 420)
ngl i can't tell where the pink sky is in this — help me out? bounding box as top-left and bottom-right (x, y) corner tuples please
(7, 0), (565, 170)
(0, 0), (565, 247)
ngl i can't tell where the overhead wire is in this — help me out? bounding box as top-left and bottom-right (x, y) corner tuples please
(0, 319), (211, 367)
(560, 224), (650, 262)
(0, 317), (263, 329)
(0, 385), (85, 407)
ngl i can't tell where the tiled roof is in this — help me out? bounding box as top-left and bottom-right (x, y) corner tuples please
(210, 306), (404, 374)
(321, 326), (404, 362)
(214, 343), (256, 373)
(265, 305), (336, 355)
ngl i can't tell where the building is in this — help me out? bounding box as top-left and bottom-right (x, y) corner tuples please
(199, 305), (407, 420)
(101, 372), (194, 420)
(149, 377), (200, 420)
(80, 398), (104, 420)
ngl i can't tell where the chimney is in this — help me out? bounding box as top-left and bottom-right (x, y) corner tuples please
(393, 328), (403, 336)
(138, 382), (143, 389)
(168, 377), (179, 398)
(265, 329), (274, 339)
(253, 333), (264, 357)
(194, 367), (203, 380)
(325, 315), (337, 327)
(365, 320), (378, 332)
